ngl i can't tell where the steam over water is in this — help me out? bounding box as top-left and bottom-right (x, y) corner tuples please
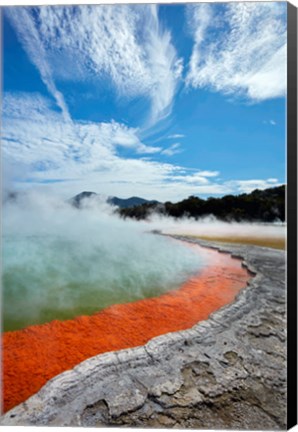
(3, 193), (206, 331)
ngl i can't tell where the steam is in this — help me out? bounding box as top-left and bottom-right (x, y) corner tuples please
(2, 192), (206, 331)
(2, 191), (285, 331)
(147, 214), (286, 240)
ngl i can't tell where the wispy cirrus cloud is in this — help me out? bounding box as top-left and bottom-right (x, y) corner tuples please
(6, 5), (182, 125)
(161, 143), (182, 157)
(263, 119), (277, 126)
(5, 8), (71, 122)
(2, 93), (161, 168)
(143, 5), (183, 123)
(186, 2), (287, 101)
(167, 134), (185, 139)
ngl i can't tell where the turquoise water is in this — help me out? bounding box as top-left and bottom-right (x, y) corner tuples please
(2, 231), (205, 331)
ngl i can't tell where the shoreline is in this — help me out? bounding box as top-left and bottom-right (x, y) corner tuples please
(169, 234), (286, 250)
(1, 238), (286, 429)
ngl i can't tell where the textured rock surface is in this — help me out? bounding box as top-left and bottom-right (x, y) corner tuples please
(1, 238), (286, 429)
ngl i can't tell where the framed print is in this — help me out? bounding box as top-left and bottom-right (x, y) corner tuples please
(1, 1), (297, 430)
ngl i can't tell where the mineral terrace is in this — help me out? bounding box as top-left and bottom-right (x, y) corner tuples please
(1, 238), (286, 430)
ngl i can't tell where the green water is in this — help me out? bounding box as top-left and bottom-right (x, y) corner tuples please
(3, 277), (172, 331)
(2, 233), (204, 331)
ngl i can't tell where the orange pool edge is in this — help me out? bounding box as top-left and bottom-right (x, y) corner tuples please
(2, 245), (251, 413)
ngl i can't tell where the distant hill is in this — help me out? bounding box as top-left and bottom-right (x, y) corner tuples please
(118, 185), (286, 223)
(68, 191), (98, 208)
(107, 196), (159, 209)
(69, 191), (159, 209)
(3, 191), (19, 204)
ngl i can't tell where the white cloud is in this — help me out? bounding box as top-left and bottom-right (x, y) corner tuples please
(143, 5), (183, 123)
(161, 143), (182, 156)
(186, 2), (287, 101)
(37, 5), (151, 94)
(5, 8), (71, 122)
(94, 121), (162, 155)
(2, 93), (283, 202)
(263, 119), (277, 126)
(2, 94), (161, 172)
(2, 93), (181, 199)
(167, 134), (185, 139)
(225, 179), (280, 194)
(6, 5), (182, 125)
(195, 170), (220, 178)
(169, 170), (220, 185)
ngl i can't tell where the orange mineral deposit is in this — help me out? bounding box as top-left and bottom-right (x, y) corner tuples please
(2, 245), (251, 413)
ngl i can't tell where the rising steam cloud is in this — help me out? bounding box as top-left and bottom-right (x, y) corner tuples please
(2, 191), (285, 331)
(2, 192), (206, 331)
(147, 213), (286, 240)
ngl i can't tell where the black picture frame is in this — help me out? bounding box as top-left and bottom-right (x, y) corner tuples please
(287, 2), (298, 429)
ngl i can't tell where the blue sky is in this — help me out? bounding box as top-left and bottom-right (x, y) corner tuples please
(2, 2), (287, 202)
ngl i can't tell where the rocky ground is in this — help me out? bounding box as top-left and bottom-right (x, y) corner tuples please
(1, 238), (286, 429)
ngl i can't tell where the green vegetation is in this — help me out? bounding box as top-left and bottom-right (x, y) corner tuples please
(117, 185), (285, 222)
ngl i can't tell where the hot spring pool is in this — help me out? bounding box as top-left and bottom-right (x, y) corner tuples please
(2, 232), (206, 331)
(3, 241), (251, 413)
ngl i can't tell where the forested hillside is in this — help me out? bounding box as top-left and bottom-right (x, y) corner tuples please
(118, 185), (285, 222)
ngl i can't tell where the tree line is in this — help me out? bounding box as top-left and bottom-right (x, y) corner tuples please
(117, 185), (285, 222)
